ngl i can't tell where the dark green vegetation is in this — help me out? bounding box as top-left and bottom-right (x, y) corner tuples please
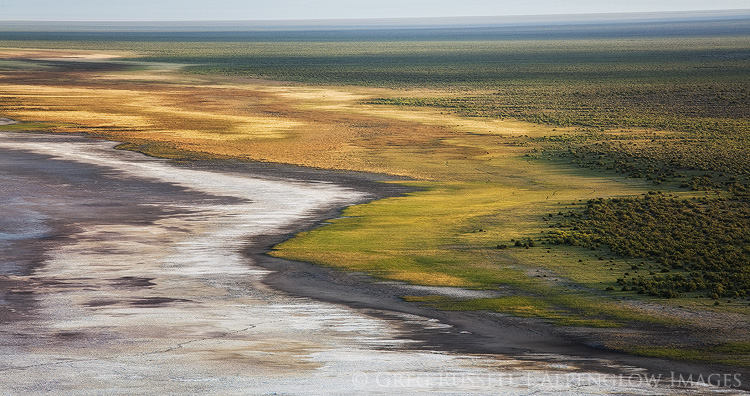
(347, 31), (750, 306)
(544, 192), (750, 299)
(366, 39), (750, 183)
(4, 19), (749, 89)
(3, 16), (750, 367)
(174, 38), (750, 90)
(2, 19), (749, 306)
(374, 82), (749, 138)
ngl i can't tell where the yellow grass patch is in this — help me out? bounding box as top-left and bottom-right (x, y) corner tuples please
(1, 49), (740, 340)
(12, 110), (152, 129)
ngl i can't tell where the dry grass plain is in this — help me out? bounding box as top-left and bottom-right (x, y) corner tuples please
(2, 48), (749, 367)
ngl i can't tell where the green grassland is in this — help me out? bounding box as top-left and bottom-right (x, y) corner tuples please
(2, 21), (750, 365)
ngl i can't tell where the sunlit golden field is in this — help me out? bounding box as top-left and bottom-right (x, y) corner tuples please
(2, 46), (750, 367)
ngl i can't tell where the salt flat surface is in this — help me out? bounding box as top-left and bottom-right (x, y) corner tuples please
(0, 132), (743, 395)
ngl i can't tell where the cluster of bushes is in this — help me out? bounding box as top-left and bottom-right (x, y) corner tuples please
(377, 79), (750, 195)
(371, 83), (750, 136)
(554, 144), (681, 183)
(548, 135), (750, 184)
(544, 192), (750, 298)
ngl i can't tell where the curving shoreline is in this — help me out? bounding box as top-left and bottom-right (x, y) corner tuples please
(0, 130), (746, 394)
(252, 225), (750, 391)
(202, 149), (750, 392)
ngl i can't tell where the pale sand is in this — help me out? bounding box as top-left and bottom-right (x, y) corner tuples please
(0, 131), (744, 395)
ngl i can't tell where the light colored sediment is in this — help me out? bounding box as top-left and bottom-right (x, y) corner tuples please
(0, 132), (741, 395)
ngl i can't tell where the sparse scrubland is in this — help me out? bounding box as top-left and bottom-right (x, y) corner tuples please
(1, 17), (749, 366)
